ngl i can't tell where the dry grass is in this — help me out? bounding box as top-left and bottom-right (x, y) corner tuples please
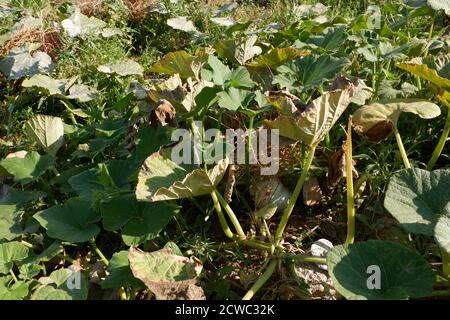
(0, 27), (62, 58)
(126, 0), (157, 19)
(69, 0), (104, 15)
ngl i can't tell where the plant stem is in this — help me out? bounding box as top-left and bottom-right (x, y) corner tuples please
(441, 248), (450, 278)
(89, 239), (109, 266)
(427, 107), (450, 170)
(393, 126), (411, 169)
(242, 259), (278, 300)
(274, 146), (316, 247)
(240, 239), (273, 251)
(345, 118), (355, 244)
(281, 253), (327, 264)
(210, 191), (235, 239)
(9, 269), (18, 283)
(215, 190), (246, 239)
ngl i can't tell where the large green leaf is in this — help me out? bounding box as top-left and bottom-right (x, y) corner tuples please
(352, 99), (441, 143)
(136, 147), (229, 202)
(22, 75), (66, 96)
(101, 194), (180, 242)
(305, 26), (348, 51)
(0, 241), (30, 274)
(98, 60), (144, 77)
(0, 151), (55, 184)
(0, 276), (29, 300)
(0, 185), (44, 219)
(0, 46), (54, 80)
(384, 168), (450, 236)
(34, 198), (101, 243)
(149, 51), (208, 79)
(215, 35), (262, 66)
(273, 54), (350, 92)
(102, 251), (145, 289)
(61, 7), (106, 37)
(31, 268), (88, 300)
(247, 47), (304, 70)
(0, 185), (44, 241)
(69, 160), (136, 200)
(217, 88), (255, 111)
(327, 240), (435, 300)
(24, 115), (65, 156)
(128, 247), (205, 300)
(436, 215), (450, 254)
(265, 76), (370, 146)
(167, 16), (198, 32)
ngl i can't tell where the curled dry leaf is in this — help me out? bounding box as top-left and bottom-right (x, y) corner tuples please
(136, 146), (229, 202)
(265, 76), (371, 146)
(302, 176), (322, 206)
(128, 247), (205, 300)
(327, 142), (358, 188)
(352, 99), (441, 143)
(149, 99), (176, 127)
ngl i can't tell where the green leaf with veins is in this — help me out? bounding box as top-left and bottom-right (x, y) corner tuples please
(384, 168), (450, 236)
(327, 240), (435, 300)
(0, 151), (55, 185)
(273, 54), (350, 92)
(34, 198), (101, 243)
(102, 251), (145, 289)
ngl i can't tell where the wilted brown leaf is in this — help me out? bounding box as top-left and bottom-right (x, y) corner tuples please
(327, 142), (358, 188)
(128, 247), (205, 300)
(303, 176), (322, 206)
(149, 99), (176, 127)
(353, 120), (393, 143)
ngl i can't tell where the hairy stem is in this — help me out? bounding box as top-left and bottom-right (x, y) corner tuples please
(242, 259), (278, 300)
(274, 146), (316, 247)
(393, 126), (411, 169)
(427, 107), (450, 170)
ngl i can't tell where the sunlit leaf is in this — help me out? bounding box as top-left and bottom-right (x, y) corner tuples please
(25, 115), (64, 156)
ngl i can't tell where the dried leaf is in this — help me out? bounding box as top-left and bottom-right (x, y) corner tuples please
(128, 247), (205, 300)
(303, 176), (322, 206)
(149, 99), (176, 127)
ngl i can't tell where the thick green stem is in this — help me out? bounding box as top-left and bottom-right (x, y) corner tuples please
(210, 191), (235, 239)
(281, 253), (327, 264)
(215, 190), (246, 239)
(89, 239), (109, 266)
(242, 259), (278, 300)
(345, 118), (355, 244)
(393, 126), (411, 169)
(441, 248), (450, 278)
(274, 146), (316, 247)
(427, 108), (450, 170)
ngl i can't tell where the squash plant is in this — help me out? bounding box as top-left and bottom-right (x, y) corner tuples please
(0, 0), (449, 300)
